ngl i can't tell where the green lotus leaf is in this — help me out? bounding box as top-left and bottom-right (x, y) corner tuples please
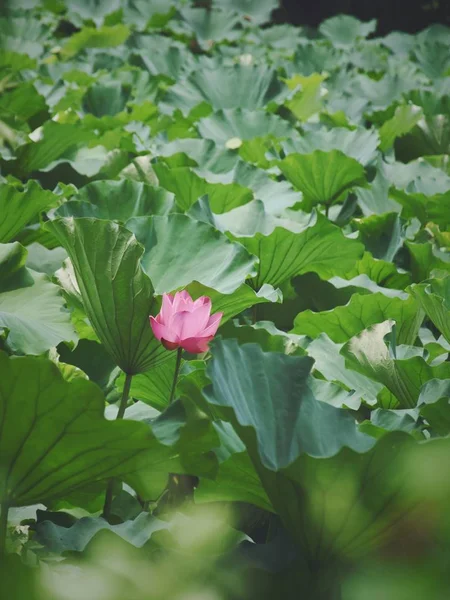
(0, 181), (56, 243)
(227, 208), (364, 289)
(213, 0), (278, 25)
(178, 8), (241, 48)
(293, 293), (422, 345)
(123, 0), (176, 30)
(35, 512), (171, 553)
(0, 242), (28, 288)
(202, 341), (427, 567)
(0, 242), (77, 355)
(10, 122), (107, 178)
(414, 40), (450, 79)
(282, 127), (379, 165)
(198, 108), (292, 146)
(382, 159), (450, 194)
(186, 281), (282, 323)
(418, 379), (450, 436)
(64, 0), (122, 27)
(283, 42), (342, 77)
(279, 150), (367, 209)
(356, 65), (425, 112)
(55, 179), (174, 221)
(153, 163), (253, 213)
(342, 320), (450, 409)
(24, 243), (68, 277)
(409, 275), (450, 344)
(164, 65), (288, 115)
(194, 161), (301, 215)
(319, 15), (377, 46)
(117, 354), (178, 411)
(0, 352), (178, 507)
(395, 114), (450, 162)
(204, 338), (373, 470)
(0, 81), (47, 125)
(379, 104), (423, 151)
(307, 334), (383, 408)
(126, 214), (258, 294)
(283, 73), (326, 122)
(195, 421), (272, 512)
(82, 81), (131, 118)
(353, 212), (407, 262)
(47, 218), (169, 374)
(129, 34), (195, 79)
(60, 25), (130, 60)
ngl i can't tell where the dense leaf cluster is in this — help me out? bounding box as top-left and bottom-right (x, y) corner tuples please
(0, 1), (449, 598)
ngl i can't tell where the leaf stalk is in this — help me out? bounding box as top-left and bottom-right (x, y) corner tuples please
(102, 372), (133, 520)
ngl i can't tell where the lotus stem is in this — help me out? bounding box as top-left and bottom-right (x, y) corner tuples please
(102, 372), (133, 520)
(169, 348), (183, 405)
(0, 501), (8, 557)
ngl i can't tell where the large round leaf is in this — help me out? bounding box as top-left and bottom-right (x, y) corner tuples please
(389, 188), (450, 228)
(55, 179), (174, 221)
(279, 150), (367, 209)
(0, 243), (77, 355)
(47, 218), (169, 374)
(293, 293), (423, 346)
(64, 0), (121, 26)
(202, 339), (422, 567)
(0, 181), (56, 243)
(185, 281), (282, 324)
(35, 512), (171, 553)
(123, 0), (176, 30)
(0, 269), (77, 355)
(342, 321), (450, 409)
(283, 42), (342, 77)
(164, 65), (287, 114)
(129, 34), (195, 79)
(283, 73), (327, 122)
(396, 114), (450, 162)
(214, 0), (278, 24)
(82, 81), (130, 118)
(228, 209), (364, 289)
(409, 276), (450, 344)
(0, 352), (177, 507)
(307, 334), (383, 408)
(153, 163), (253, 213)
(195, 162), (301, 215)
(319, 15), (376, 46)
(282, 127), (379, 166)
(204, 338), (373, 470)
(60, 24), (130, 60)
(198, 108), (292, 146)
(267, 432), (418, 565)
(11, 121), (104, 177)
(378, 104), (423, 152)
(126, 214), (258, 295)
(178, 7), (241, 48)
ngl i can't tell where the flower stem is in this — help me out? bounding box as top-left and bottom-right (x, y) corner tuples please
(168, 348), (183, 405)
(102, 372), (133, 520)
(0, 501), (8, 557)
(117, 372), (133, 420)
(165, 348), (192, 509)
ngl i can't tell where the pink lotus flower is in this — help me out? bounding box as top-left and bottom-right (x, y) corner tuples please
(150, 291), (223, 354)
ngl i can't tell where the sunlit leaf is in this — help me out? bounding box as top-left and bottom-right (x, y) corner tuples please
(279, 150), (367, 209)
(126, 213), (258, 294)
